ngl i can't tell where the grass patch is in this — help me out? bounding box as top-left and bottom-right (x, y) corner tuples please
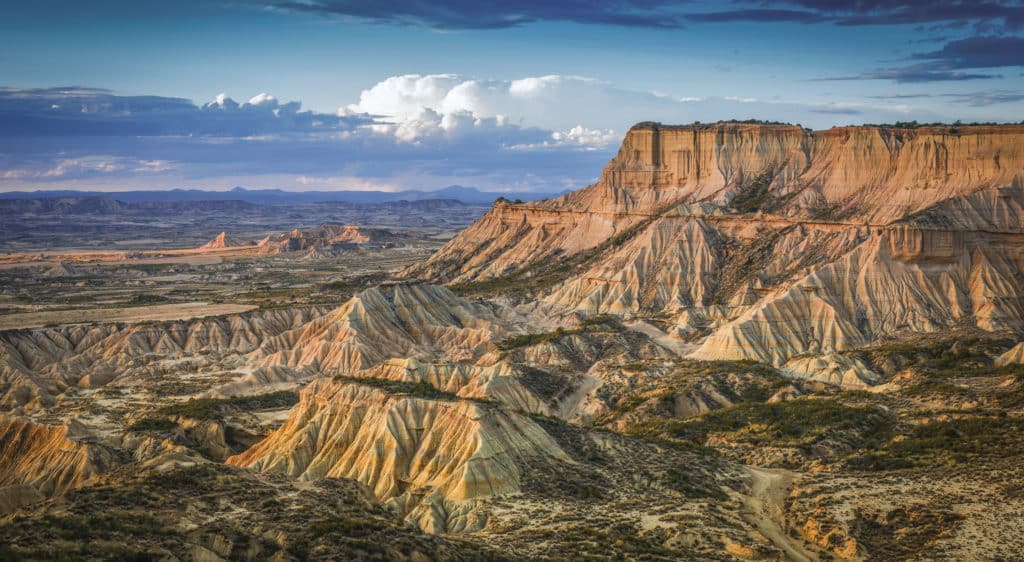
(497, 314), (620, 351)
(128, 417), (178, 433)
(334, 375), (476, 402)
(155, 390), (299, 421)
(730, 170), (773, 213)
(632, 398), (892, 458)
(848, 415), (1024, 471)
(856, 333), (1016, 378)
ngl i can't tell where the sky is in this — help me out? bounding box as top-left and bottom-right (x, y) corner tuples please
(2, 0), (1023, 193)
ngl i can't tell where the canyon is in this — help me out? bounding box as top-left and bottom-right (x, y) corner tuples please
(2, 122), (1024, 560)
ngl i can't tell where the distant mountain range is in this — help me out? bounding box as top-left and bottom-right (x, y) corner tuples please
(0, 185), (565, 206)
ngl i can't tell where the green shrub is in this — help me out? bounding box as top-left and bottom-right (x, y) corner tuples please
(334, 376), (463, 401)
(154, 390), (300, 421)
(128, 417), (178, 432)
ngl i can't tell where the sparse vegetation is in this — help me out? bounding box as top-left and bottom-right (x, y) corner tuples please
(153, 390), (300, 421)
(630, 397), (892, 464)
(128, 417), (178, 432)
(331, 375), (498, 403)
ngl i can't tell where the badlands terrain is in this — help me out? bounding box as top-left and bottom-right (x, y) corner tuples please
(3, 121), (1024, 561)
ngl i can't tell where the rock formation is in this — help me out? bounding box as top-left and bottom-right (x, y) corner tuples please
(406, 123), (1024, 382)
(256, 224), (370, 255)
(198, 231), (247, 249)
(0, 415), (115, 509)
(997, 341), (1024, 366)
(0, 306), (328, 408)
(254, 283), (521, 374)
(228, 377), (572, 532)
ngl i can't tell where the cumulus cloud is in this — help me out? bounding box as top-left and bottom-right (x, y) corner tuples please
(0, 84), (614, 192)
(0, 75), (992, 194)
(347, 73), (942, 135)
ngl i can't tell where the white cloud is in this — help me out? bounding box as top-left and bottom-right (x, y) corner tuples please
(346, 73), (946, 137)
(510, 125), (619, 151)
(4, 156), (173, 180)
(0, 78), (960, 194)
(247, 93), (278, 107)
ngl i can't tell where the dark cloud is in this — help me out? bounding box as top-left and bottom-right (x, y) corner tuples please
(0, 87), (370, 137)
(693, 1), (1024, 31)
(822, 68), (1000, 82)
(942, 89), (1024, 105)
(686, 9), (826, 24)
(911, 35), (1024, 68)
(268, 1), (1024, 32)
(819, 35), (1024, 82)
(270, 0), (688, 30)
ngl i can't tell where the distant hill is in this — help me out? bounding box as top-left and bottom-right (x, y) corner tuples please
(0, 195), (490, 217)
(0, 185), (565, 206)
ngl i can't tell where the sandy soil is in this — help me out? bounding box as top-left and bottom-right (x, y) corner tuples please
(0, 302), (257, 330)
(742, 467), (819, 562)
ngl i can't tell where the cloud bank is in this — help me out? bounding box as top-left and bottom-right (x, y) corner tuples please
(0, 74), (1009, 193)
(267, 1), (1024, 33)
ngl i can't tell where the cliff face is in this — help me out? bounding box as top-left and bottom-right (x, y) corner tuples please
(404, 123), (1024, 380)
(408, 123), (1024, 285)
(0, 415), (115, 505)
(583, 123), (1023, 220)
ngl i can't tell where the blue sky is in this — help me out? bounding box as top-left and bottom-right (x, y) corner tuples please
(2, 1), (1023, 192)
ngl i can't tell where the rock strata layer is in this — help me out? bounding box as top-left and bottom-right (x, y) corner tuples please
(406, 123), (1024, 379)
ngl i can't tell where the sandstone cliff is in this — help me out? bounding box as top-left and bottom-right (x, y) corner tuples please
(405, 123), (1024, 380)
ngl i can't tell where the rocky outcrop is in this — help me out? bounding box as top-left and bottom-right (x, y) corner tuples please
(404, 123), (1024, 380)
(691, 224), (1024, 365)
(0, 306), (329, 408)
(0, 415), (116, 503)
(997, 341), (1024, 366)
(198, 231), (248, 249)
(228, 378), (572, 532)
(408, 123), (1024, 284)
(257, 224), (370, 255)
(255, 284), (521, 374)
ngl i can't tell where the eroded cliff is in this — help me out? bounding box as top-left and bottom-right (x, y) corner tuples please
(406, 123), (1024, 379)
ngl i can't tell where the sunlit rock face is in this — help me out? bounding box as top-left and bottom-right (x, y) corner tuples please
(997, 341), (1024, 366)
(256, 224), (369, 254)
(0, 306), (328, 409)
(0, 415), (115, 508)
(404, 123), (1024, 381)
(228, 378), (572, 533)
(253, 283), (520, 373)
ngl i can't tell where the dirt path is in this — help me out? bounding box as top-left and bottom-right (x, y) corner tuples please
(742, 467), (819, 562)
(624, 320), (695, 356)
